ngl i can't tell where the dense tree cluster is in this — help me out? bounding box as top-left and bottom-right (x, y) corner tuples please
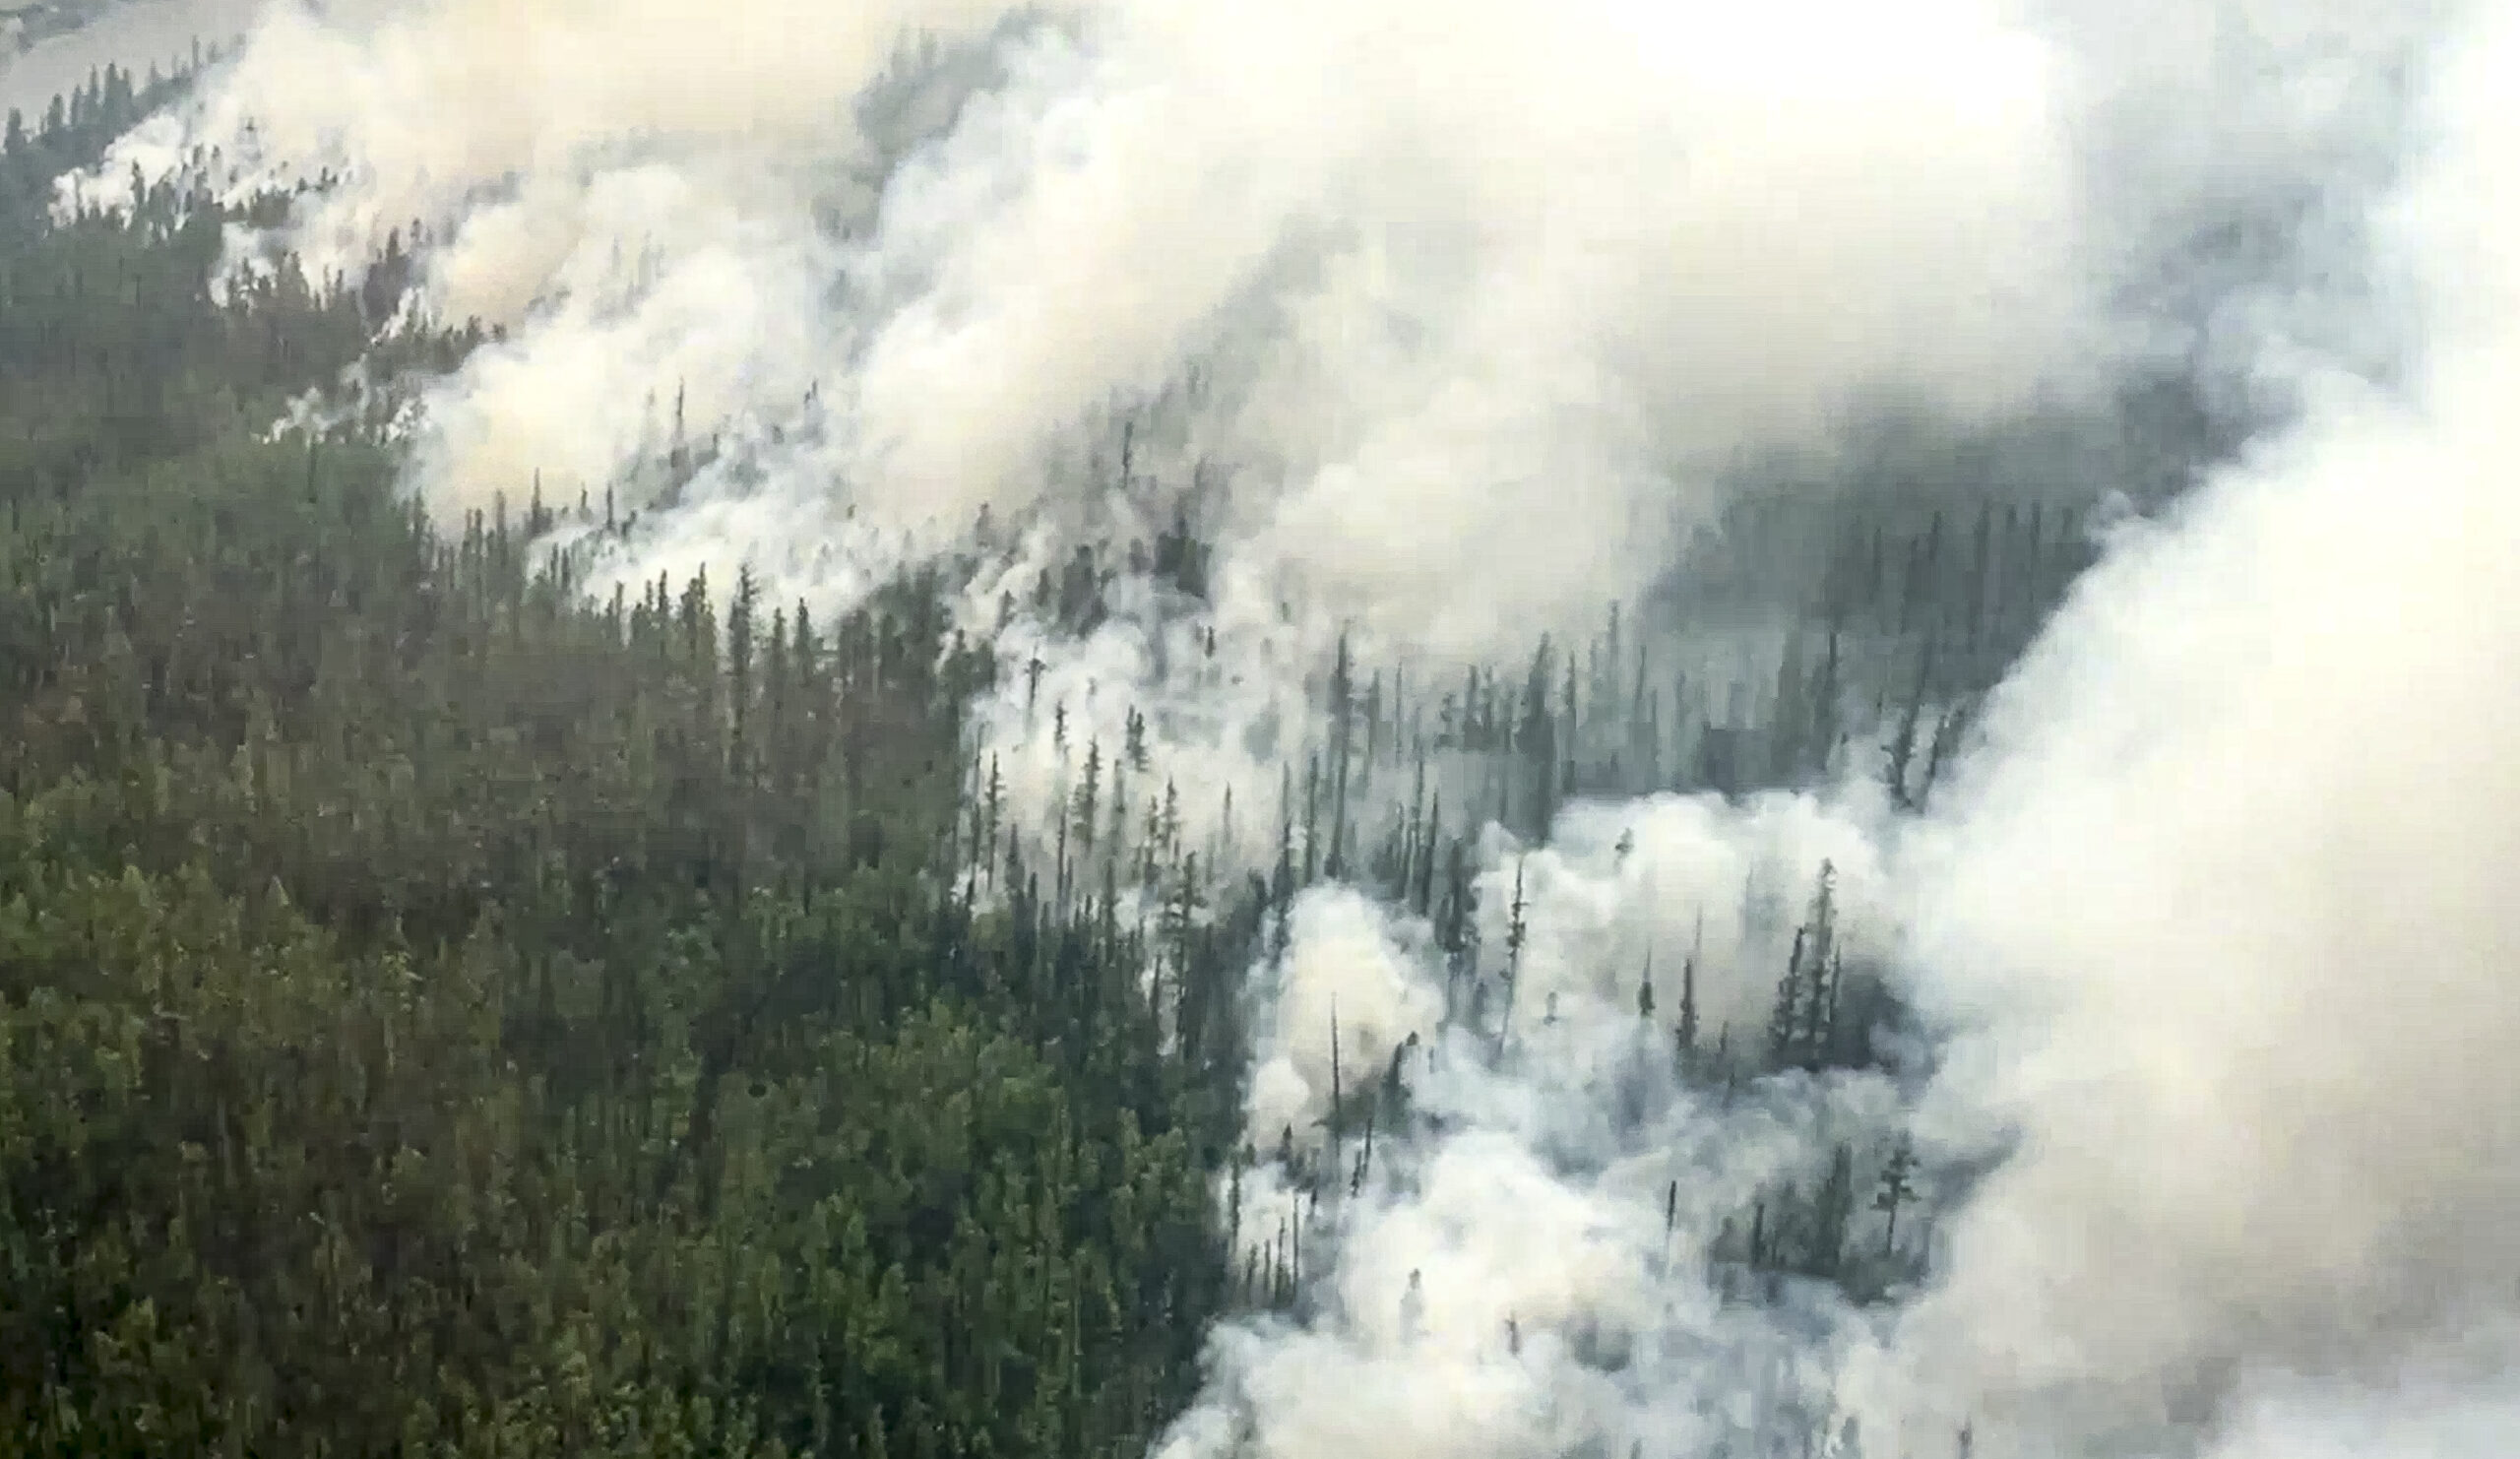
(2, 80), (1235, 1459)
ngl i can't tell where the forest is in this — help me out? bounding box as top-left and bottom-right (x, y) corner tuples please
(0, 49), (2148, 1459)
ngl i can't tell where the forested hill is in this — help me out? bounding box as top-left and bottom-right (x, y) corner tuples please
(1, 70), (1245, 1459)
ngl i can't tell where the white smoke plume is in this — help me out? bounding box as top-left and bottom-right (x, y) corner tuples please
(1850, 4), (2520, 1449)
(76, 0), (2122, 658)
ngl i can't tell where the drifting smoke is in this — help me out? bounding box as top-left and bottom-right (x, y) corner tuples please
(1858, 6), (2520, 1449)
(56, 0), (2520, 1455)
(78, 0), (2124, 657)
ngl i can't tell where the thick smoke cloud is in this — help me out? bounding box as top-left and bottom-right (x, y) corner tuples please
(850, 0), (2097, 650)
(82, 0), (2115, 657)
(1854, 6), (2520, 1450)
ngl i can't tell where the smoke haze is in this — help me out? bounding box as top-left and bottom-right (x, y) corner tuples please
(0, 0), (256, 114)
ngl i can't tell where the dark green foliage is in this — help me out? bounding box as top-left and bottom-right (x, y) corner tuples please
(0, 93), (1237, 1459)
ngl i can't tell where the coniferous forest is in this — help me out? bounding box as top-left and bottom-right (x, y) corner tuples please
(3, 63), (1247, 1458)
(0, 47), (2222, 1459)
